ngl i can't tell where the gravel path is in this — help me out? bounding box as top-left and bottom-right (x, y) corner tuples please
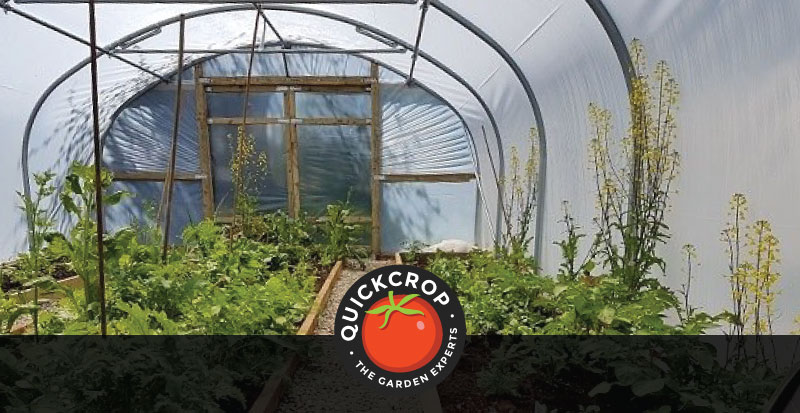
(278, 259), (425, 412)
(313, 259), (393, 335)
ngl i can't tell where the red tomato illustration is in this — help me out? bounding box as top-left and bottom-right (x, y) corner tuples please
(362, 291), (443, 373)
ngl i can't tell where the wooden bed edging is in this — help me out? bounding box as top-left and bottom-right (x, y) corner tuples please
(395, 252), (403, 265)
(15, 275), (82, 302)
(297, 260), (344, 336)
(249, 260), (344, 413)
(7, 275), (83, 334)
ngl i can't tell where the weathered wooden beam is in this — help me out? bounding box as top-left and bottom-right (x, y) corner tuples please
(208, 117), (370, 126)
(370, 63), (382, 256)
(202, 76), (374, 87)
(314, 215), (372, 224)
(209, 117), (285, 125)
(286, 91), (301, 217)
(208, 84), (370, 93)
(194, 65), (215, 219)
(380, 173), (476, 183)
(112, 170), (204, 182)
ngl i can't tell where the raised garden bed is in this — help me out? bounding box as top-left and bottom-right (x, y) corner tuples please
(247, 260), (342, 412)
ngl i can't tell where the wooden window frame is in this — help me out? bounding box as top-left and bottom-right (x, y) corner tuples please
(110, 68), (476, 256)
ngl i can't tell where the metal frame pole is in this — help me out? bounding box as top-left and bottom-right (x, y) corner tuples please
(17, 0), (416, 3)
(406, 0), (429, 84)
(230, 6), (261, 235)
(1, 2), (168, 82)
(86, 0), (107, 336)
(160, 15), (186, 263)
(114, 47), (406, 55)
(254, 3), (291, 76)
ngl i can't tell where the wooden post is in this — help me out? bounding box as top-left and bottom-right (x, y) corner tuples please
(160, 15), (186, 264)
(285, 91), (300, 217)
(370, 63), (382, 256)
(194, 65), (214, 218)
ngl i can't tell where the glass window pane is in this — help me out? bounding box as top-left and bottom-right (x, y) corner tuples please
(207, 92), (284, 118)
(210, 124), (287, 214)
(296, 93), (370, 119)
(297, 125), (371, 216)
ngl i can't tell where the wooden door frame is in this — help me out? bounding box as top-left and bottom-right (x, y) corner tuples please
(177, 65), (476, 256)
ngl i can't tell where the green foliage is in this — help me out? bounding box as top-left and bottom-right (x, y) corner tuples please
(720, 193), (783, 367)
(28, 198), (333, 336)
(14, 171), (58, 335)
(429, 250), (550, 335)
(475, 337), (782, 412)
(228, 125), (270, 237)
(588, 39), (680, 290)
(0, 336), (285, 412)
(319, 200), (367, 266)
(554, 201), (595, 283)
(428, 251), (717, 336)
(46, 162), (127, 319)
(499, 128), (539, 257)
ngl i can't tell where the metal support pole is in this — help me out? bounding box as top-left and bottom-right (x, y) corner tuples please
(231, 7), (261, 235)
(430, 0), (546, 267)
(160, 15), (185, 263)
(114, 47), (406, 55)
(86, 0), (107, 337)
(254, 2), (290, 76)
(242, 8), (260, 131)
(406, 0), (429, 84)
(1, 2), (168, 82)
(17, 0), (416, 3)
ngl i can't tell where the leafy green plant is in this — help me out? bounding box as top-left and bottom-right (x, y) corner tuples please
(45, 163), (127, 320)
(588, 39), (680, 290)
(15, 171), (57, 335)
(721, 193), (782, 366)
(722, 193), (748, 338)
(498, 128), (539, 258)
(474, 336), (783, 412)
(110, 301), (180, 334)
(0, 336), (285, 411)
(428, 250), (715, 336)
(400, 240), (428, 264)
(677, 243), (698, 323)
(554, 201), (595, 282)
(319, 200), (367, 267)
(229, 125), (269, 238)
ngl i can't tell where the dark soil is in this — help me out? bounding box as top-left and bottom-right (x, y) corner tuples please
(1, 258), (76, 293)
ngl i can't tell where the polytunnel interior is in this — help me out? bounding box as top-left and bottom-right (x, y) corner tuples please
(3, 0), (800, 336)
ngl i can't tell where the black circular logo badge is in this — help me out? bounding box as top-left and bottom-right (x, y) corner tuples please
(334, 265), (466, 394)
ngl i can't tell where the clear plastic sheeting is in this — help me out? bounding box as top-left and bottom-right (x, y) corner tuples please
(381, 181), (477, 252)
(207, 92), (284, 119)
(296, 93), (370, 119)
(508, 0), (630, 276)
(104, 89), (199, 174)
(381, 83), (473, 174)
(105, 180), (204, 244)
(605, 0), (800, 333)
(297, 125), (371, 216)
(209, 124), (288, 214)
